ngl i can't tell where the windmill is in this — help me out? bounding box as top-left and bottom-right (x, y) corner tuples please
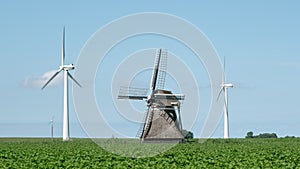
(49, 116), (54, 141)
(42, 27), (81, 141)
(217, 57), (233, 139)
(118, 49), (185, 142)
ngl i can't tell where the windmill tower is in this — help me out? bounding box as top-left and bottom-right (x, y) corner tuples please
(118, 49), (185, 142)
(42, 27), (81, 141)
(217, 57), (233, 139)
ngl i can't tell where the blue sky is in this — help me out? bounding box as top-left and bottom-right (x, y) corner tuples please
(0, 1), (300, 138)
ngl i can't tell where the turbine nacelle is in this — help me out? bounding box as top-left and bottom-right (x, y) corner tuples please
(60, 64), (75, 71)
(222, 83), (233, 88)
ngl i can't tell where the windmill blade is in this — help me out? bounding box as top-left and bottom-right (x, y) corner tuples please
(141, 107), (153, 138)
(118, 86), (148, 100)
(223, 56), (226, 74)
(48, 116), (54, 123)
(67, 72), (82, 87)
(41, 68), (63, 89)
(51, 116), (55, 124)
(156, 49), (168, 90)
(222, 56), (226, 85)
(118, 95), (147, 100)
(222, 56), (226, 84)
(154, 94), (185, 100)
(62, 27), (65, 66)
(49, 118), (55, 125)
(217, 86), (224, 101)
(222, 70), (225, 85)
(48, 120), (53, 125)
(150, 49), (162, 91)
(224, 96), (228, 111)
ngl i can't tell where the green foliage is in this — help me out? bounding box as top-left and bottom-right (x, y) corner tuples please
(245, 131), (278, 138)
(256, 133), (278, 138)
(0, 138), (300, 168)
(285, 136), (296, 138)
(245, 131), (254, 138)
(181, 129), (194, 139)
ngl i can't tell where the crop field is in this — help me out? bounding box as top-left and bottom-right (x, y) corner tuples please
(0, 138), (300, 168)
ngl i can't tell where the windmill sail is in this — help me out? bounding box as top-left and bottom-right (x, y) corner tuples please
(156, 49), (168, 90)
(150, 49), (162, 91)
(118, 86), (148, 100)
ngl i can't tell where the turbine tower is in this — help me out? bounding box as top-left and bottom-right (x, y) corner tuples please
(42, 27), (81, 141)
(49, 116), (54, 141)
(218, 57), (233, 139)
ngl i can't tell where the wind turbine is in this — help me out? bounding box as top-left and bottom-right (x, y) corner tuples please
(218, 57), (233, 139)
(49, 116), (54, 141)
(42, 27), (81, 141)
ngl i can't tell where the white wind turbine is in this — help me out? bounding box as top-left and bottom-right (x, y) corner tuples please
(49, 116), (54, 141)
(218, 57), (233, 139)
(42, 27), (81, 141)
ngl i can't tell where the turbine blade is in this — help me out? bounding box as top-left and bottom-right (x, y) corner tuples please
(62, 27), (65, 66)
(224, 56), (226, 75)
(67, 72), (82, 87)
(150, 49), (162, 92)
(217, 87), (224, 101)
(222, 56), (226, 84)
(225, 99), (228, 112)
(41, 69), (62, 89)
(222, 72), (224, 85)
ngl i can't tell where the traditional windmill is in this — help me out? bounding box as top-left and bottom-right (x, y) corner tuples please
(118, 49), (185, 142)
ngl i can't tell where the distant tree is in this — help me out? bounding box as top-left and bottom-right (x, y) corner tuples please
(285, 136), (295, 138)
(186, 131), (193, 139)
(245, 131), (278, 139)
(245, 131), (254, 138)
(182, 129), (194, 139)
(258, 133), (277, 138)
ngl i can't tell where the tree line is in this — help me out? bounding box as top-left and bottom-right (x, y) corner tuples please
(246, 131), (278, 138)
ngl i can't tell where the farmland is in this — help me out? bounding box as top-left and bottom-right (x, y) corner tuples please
(0, 138), (299, 168)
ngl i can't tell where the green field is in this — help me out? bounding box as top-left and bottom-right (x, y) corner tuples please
(0, 138), (299, 168)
